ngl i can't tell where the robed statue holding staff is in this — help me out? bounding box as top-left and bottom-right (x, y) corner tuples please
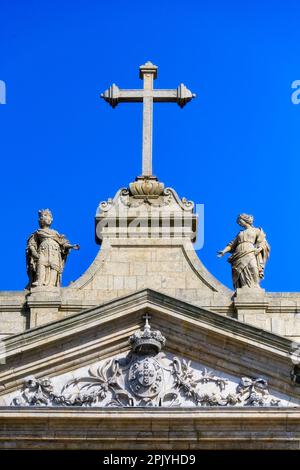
(26, 209), (79, 288)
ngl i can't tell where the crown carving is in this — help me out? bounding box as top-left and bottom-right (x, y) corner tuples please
(129, 315), (166, 354)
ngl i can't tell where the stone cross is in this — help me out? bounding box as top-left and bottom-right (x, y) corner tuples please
(142, 312), (151, 327)
(101, 62), (196, 177)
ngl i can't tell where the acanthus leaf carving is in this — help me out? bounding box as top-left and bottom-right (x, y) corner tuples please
(11, 358), (281, 409)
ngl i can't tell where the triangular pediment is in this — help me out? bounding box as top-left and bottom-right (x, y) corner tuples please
(0, 289), (298, 407)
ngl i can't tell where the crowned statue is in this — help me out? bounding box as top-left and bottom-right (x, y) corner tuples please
(217, 213), (270, 290)
(26, 209), (79, 289)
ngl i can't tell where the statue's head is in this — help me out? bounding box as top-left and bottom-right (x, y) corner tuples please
(237, 213), (254, 227)
(38, 209), (53, 228)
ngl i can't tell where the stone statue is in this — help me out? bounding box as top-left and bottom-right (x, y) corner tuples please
(26, 209), (79, 289)
(217, 213), (270, 290)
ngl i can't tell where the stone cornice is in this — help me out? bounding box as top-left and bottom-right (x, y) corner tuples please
(0, 407), (299, 449)
(2, 289), (293, 356)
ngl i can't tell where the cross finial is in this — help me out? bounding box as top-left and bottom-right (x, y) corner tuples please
(142, 312), (151, 328)
(139, 61), (158, 79)
(101, 62), (196, 178)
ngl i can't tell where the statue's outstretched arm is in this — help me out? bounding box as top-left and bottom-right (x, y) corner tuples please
(217, 238), (236, 257)
(66, 243), (80, 250)
(58, 234), (80, 252)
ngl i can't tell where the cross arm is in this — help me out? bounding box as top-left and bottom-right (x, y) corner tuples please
(153, 85), (196, 107)
(100, 84), (143, 107)
(101, 83), (196, 108)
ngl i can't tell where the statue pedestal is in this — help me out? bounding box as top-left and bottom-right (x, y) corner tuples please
(234, 287), (269, 331)
(95, 184), (198, 245)
(26, 287), (62, 328)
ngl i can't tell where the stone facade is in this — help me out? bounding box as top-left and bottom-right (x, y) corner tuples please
(0, 181), (300, 449)
(1, 62), (300, 449)
(0, 289), (299, 448)
(1, 186), (300, 340)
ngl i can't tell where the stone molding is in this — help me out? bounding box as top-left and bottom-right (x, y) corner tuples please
(0, 407), (299, 449)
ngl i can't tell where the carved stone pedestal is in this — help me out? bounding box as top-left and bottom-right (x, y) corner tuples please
(26, 287), (62, 328)
(234, 287), (269, 330)
(95, 183), (198, 244)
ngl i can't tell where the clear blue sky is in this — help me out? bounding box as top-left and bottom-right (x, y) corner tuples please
(1, 0), (300, 292)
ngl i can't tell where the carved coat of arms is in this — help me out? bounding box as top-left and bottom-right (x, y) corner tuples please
(128, 357), (163, 398)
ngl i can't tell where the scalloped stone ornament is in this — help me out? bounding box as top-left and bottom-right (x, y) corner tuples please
(129, 176), (164, 197)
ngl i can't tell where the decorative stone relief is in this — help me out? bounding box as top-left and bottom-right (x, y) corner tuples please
(11, 317), (281, 408)
(129, 176), (165, 198)
(98, 185), (194, 211)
